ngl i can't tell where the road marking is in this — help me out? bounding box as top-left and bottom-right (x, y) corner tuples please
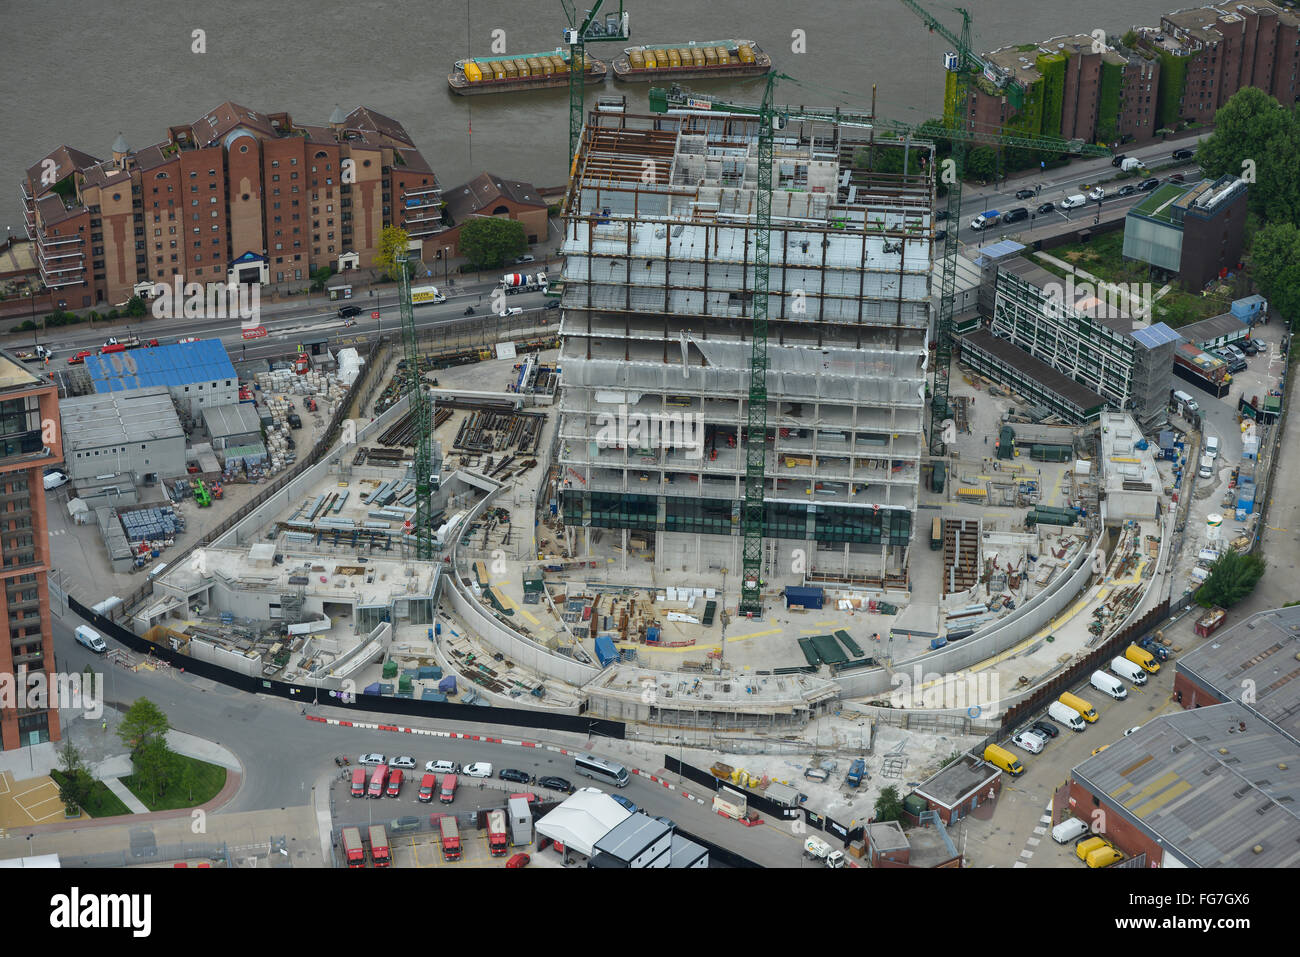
(1026, 837), (1042, 847)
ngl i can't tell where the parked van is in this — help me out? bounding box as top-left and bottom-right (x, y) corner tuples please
(1061, 194), (1087, 209)
(982, 743), (1024, 776)
(1090, 670), (1127, 700)
(418, 773), (437, 803)
(1110, 656), (1148, 685)
(1048, 700), (1087, 731)
(1051, 817), (1091, 844)
(1059, 691), (1098, 722)
(439, 774), (458, 804)
(1198, 454), (1215, 479)
(367, 764), (389, 798)
(1086, 841), (1124, 868)
(385, 768), (404, 797)
(350, 768), (367, 798)
(74, 625), (107, 654)
(1172, 389), (1199, 414)
(1125, 644), (1160, 674)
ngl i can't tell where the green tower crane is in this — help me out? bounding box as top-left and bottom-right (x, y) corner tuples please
(561, 0), (629, 165)
(397, 258), (435, 559)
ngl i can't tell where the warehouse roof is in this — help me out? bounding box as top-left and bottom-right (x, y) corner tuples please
(1176, 604), (1300, 744)
(60, 387), (183, 450)
(202, 402), (262, 439)
(1176, 312), (1248, 346)
(1072, 702), (1300, 868)
(86, 339), (236, 393)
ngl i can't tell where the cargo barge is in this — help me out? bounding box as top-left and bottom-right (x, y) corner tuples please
(448, 50), (607, 95)
(612, 40), (771, 82)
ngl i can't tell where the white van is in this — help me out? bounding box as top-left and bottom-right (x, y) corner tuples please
(1172, 389), (1199, 413)
(1051, 817), (1091, 844)
(1048, 700), (1086, 731)
(1012, 730), (1045, 753)
(1198, 454), (1215, 479)
(74, 625), (107, 654)
(1061, 194), (1087, 209)
(1110, 656), (1148, 686)
(1090, 670), (1128, 700)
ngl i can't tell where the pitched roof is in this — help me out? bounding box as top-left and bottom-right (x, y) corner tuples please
(444, 171), (547, 222)
(25, 146), (102, 195)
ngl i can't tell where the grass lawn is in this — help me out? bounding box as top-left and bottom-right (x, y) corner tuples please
(1032, 231), (1233, 327)
(49, 770), (133, 819)
(121, 752), (227, 812)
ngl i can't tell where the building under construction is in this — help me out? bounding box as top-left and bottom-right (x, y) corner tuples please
(556, 105), (935, 587)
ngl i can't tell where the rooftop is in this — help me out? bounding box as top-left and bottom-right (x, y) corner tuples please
(202, 402), (263, 439)
(85, 339), (236, 393)
(444, 172), (547, 224)
(0, 352), (44, 393)
(60, 387), (183, 450)
(963, 328), (1109, 414)
(592, 812), (672, 862)
(1177, 312), (1249, 345)
(1128, 182), (1191, 225)
(911, 751), (1002, 809)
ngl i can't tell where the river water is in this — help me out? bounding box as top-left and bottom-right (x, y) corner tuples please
(1, 0), (1176, 235)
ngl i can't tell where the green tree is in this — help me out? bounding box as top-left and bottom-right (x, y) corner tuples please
(874, 785), (904, 823)
(133, 737), (173, 803)
(309, 265), (334, 292)
(116, 698), (170, 759)
(124, 295), (148, 318)
(55, 741), (93, 815)
(965, 146), (998, 182)
(1196, 87), (1300, 225)
(1195, 551), (1266, 608)
(374, 226), (412, 281)
(459, 217), (528, 269)
(1120, 29), (1138, 49)
(1248, 222), (1300, 329)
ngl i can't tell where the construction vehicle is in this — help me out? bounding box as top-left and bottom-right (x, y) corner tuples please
(713, 785), (762, 827)
(368, 824), (391, 867)
(804, 837), (846, 868)
(16, 345), (53, 363)
(487, 809), (509, 856)
(500, 272), (548, 295)
(561, 0), (630, 163)
(191, 480), (211, 508)
(438, 815), (462, 861)
(341, 826), (366, 867)
(845, 759), (867, 788)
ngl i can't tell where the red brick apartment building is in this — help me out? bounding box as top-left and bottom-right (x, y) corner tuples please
(0, 352), (63, 751)
(21, 104), (447, 308)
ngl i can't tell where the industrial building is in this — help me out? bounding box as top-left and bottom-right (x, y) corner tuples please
(557, 105), (933, 587)
(965, 256), (1179, 427)
(1121, 176), (1249, 288)
(909, 751), (1003, 826)
(83, 339), (238, 418)
(202, 402), (264, 450)
(1174, 311), (1249, 352)
(59, 387), (185, 484)
(0, 350), (63, 751)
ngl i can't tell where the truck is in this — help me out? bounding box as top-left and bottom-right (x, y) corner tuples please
(99, 335), (141, 354)
(341, 826), (366, 867)
(438, 815), (461, 861)
(439, 773), (458, 804)
(500, 272), (548, 295)
(1173, 343), (1231, 398)
(486, 809), (508, 856)
(16, 345), (53, 363)
(713, 785), (762, 826)
(409, 284), (447, 306)
(969, 210), (1000, 230)
(804, 836), (846, 868)
(845, 758), (867, 788)
(367, 824), (390, 867)
(508, 796), (533, 846)
(764, 781), (806, 808)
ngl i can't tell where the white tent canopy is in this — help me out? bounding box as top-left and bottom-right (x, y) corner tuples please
(534, 788), (630, 858)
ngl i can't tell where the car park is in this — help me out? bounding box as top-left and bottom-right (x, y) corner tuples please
(1031, 720), (1059, 739)
(390, 755), (416, 770)
(43, 469), (70, 490)
(1015, 188), (1035, 199)
(1172, 148), (1194, 161)
(359, 753), (387, 766)
(426, 759), (459, 774)
(1036, 202), (1055, 214)
(463, 762), (493, 778)
(498, 768), (531, 784)
(1241, 338), (1262, 355)
(1012, 730), (1045, 754)
(538, 775), (573, 793)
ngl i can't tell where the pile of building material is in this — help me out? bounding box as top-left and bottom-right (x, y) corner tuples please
(119, 505), (185, 546)
(254, 367), (349, 405)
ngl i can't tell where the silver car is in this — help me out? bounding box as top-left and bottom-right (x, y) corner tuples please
(390, 755), (416, 770)
(358, 753), (387, 767)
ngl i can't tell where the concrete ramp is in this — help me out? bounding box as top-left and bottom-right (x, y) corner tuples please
(891, 601), (939, 639)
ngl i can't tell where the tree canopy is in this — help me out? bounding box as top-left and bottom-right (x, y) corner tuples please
(1195, 550), (1265, 609)
(1196, 87), (1300, 226)
(374, 226), (413, 281)
(1247, 222), (1300, 329)
(459, 217), (528, 270)
(117, 698), (171, 758)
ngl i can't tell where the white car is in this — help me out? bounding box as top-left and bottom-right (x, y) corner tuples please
(1012, 730), (1046, 754)
(1087, 187), (1105, 201)
(358, 753), (387, 767)
(1123, 725), (1143, 737)
(43, 469), (70, 490)
(463, 761), (494, 778)
(496, 306), (524, 318)
(1205, 435), (1220, 459)
(390, 755), (416, 770)
(425, 759), (459, 775)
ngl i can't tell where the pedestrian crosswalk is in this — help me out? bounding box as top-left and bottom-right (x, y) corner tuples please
(1013, 802), (1054, 868)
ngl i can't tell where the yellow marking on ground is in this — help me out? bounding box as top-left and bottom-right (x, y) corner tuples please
(815, 620), (837, 626)
(618, 641), (723, 655)
(965, 589), (1100, 676)
(728, 628), (782, 642)
(799, 629), (823, 635)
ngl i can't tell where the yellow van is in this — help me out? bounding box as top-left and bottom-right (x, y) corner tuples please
(1086, 842), (1124, 868)
(1125, 643), (1161, 674)
(1059, 691), (1098, 722)
(983, 743), (1025, 776)
(1075, 836), (1106, 862)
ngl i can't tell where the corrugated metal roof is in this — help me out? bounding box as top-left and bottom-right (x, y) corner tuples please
(202, 401), (262, 438)
(60, 387), (183, 449)
(86, 340), (236, 393)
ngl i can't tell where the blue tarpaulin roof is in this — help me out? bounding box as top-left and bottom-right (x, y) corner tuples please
(86, 339), (236, 393)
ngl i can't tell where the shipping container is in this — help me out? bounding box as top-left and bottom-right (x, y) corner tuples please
(500, 59), (518, 78)
(738, 43), (755, 63)
(784, 584), (824, 610)
(463, 61), (483, 83)
(526, 57), (546, 75)
(629, 49), (645, 68)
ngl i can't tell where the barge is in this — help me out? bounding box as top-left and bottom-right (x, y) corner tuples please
(448, 50), (607, 95)
(612, 40), (771, 82)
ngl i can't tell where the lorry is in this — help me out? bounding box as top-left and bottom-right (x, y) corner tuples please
(712, 786), (762, 826)
(764, 781), (807, 807)
(501, 272), (548, 295)
(486, 809), (509, 856)
(367, 824), (390, 867)
(438, 814), (461, 861)
(508, 796), (533, 846)
(409, 284), (447, 306)
(341, 826), (366, 867)
(100, 335), (141, 354)
(845, 758), (867, 788)
(969, 210), (1000, 230)
(16, 345), (53, 363)
(804, 836), (846, 868)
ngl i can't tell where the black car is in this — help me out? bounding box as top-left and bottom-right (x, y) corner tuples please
(1002, 207), (1029, 224)
(1032, 720), (1060, 739)
(338, 305), (361, 318)
(1014, 188), (1035, 199)
(1138, 177), (1161, 191)
(1172, 148), (1194, 161)
(544, 299), (560, 310)
(287, 412), (302, 429)
(933, 228), (948, 242)
(935, 209), (949, 221)
(1111, 153), (1127, 167)
(1241, 338), (1262, 355)
(1117, 183), (1140, 197)
(1036, 202), (1055, 214)
(537, 775), (573, 793)
(499, 768), (531, 784)
(1169, 172), (1185, 183)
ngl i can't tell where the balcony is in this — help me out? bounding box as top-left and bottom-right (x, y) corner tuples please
(402, 185), (443, 198)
